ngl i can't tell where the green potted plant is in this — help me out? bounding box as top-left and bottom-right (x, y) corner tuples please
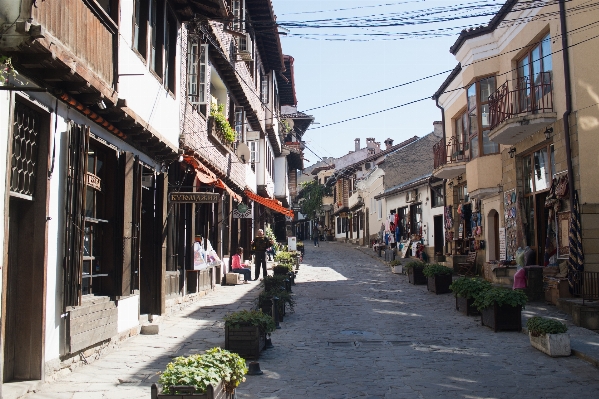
(209, 103), (236, 143)
(526, 316), (571, 357)
(389, 259), (404, 274)
(474, 287), (527, 332)
(405, 260), (427, 285)
(449, 278), (492, 316)
(262, 275), (287, 292)
(423, 264), (453, 294)
(152, 347), (247, 398)
(224, 310), (276, 359)
(273, 263), (294, 275)
(258, 288), (295, 321)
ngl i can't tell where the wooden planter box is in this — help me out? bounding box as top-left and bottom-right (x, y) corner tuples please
(529, 333), (571, 357)
(456, 296), (479, 316)
(151, 380), (233, 399)
(224, 325), (265, 359)
(480, 304), (522, 332)
(427, 274), (452, 294)
(408, 267), (427, 285)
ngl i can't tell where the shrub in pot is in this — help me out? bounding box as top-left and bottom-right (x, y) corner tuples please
(262, 275), (287, 292)
(224, 310), (276, 359)
(449, 278), (492, 316)
(423, 264), (453, 294)
(526, 316), (571, 357)
(154, 347), (247, 398)
(389, 259), (404, 274)
(474, 287), (527, 332)
(258, 288), (295, 319)
(273, 263), (294, 275)
(405, 260), (427, 285)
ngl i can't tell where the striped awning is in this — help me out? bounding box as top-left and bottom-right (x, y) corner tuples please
(244, 189), (294, 218)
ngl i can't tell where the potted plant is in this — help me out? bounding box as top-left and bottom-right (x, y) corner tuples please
(449, 278), (492, 316)
(526, 316), (571, 357)
(389, 259), (404, 274)
(423, 264), (453, 294)
(258, 288), (295, 320)
(405, 260), (427, 285)
(273, 263), (293, 275)
(474, 288), (528, 332)
(152, 347), (247, 398)
(262, 275), (287, 292)
(224, 310), (276, 359)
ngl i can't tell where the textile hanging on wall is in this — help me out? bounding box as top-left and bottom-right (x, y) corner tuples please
(544, 178), (561, 266)
(568, 191), (584, 290)
(503, 189), (518, 260)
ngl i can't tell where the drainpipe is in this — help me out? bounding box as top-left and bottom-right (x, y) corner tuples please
(559, 0), (575, 210)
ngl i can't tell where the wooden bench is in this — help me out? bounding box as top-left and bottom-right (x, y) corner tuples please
(458, 252), (477, 277)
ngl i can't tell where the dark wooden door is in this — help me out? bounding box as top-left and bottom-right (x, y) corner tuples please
(433, 215), (444, 255)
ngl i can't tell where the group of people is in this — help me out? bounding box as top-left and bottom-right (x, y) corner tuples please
(312, 222), (331, 247)
(230, 229), (274, 283)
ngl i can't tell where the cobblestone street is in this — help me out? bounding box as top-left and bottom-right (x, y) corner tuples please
(14, 242), (599, 399)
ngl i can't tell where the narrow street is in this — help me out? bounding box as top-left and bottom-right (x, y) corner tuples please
(16, 242), (599, 399)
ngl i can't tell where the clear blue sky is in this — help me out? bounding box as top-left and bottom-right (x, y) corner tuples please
(271, 0), (502, 164)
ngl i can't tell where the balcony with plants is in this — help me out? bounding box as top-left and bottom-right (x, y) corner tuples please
(488, 72), (556, 145)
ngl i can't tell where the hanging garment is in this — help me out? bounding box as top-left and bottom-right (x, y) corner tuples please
(395, 226), (400, 242)
(394, 213), (399, 227)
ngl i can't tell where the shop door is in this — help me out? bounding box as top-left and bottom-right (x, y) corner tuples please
(433, 215), (443, 254)
(536, 192), (549, 265)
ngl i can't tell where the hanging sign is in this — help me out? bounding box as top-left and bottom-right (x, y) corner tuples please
(86, 172), (102, 191)
(169, 192), (219, 203)
(233, 208), (252, 218)
(499, 227), (506, 261)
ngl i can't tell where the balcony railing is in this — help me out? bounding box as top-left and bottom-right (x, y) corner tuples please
(433, 136), (470, 169)
(489, 72), (553, 130)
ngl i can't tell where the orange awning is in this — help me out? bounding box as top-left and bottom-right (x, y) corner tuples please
(216, 179), (242, 202)
(244, 189), (294, 218)
(184, 155), (242, 202)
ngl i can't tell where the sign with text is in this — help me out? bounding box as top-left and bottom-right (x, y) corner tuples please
(499, 227), (506, 261)
(169, 192), (219, 203)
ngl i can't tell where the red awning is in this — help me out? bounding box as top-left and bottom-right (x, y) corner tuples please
(244, 189), (294, 218)
(184, 155), (242, 202)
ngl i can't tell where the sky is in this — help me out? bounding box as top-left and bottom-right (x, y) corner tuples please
(270, 0), (504, 165)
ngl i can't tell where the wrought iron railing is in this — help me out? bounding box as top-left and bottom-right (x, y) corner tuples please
(489, 72), (553, 130)
(433, 136), (470, 169)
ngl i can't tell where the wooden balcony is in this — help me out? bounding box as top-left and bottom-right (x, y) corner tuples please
(432, 136), (469, 179)
(488, 73), (556, 145)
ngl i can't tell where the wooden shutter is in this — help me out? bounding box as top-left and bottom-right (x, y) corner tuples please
(63, 123), (89, 309)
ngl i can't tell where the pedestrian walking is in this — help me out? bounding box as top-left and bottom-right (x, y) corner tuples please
(313, 223), (320, 247)
(251, 229), (273, 280)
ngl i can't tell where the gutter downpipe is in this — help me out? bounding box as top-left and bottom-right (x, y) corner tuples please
(559, 0), (575, 211)
(434, 95), (449, 251)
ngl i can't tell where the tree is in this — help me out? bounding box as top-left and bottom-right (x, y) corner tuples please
(297, 180), (330, 219)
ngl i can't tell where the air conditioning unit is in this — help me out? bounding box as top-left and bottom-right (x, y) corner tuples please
(236, 33), (253, 61)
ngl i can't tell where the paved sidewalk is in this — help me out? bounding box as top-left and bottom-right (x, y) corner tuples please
(356, 244), (599, 369)
(12, 241), (599, 398)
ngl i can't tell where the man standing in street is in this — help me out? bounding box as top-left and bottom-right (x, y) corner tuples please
(251, 229), (273, 280)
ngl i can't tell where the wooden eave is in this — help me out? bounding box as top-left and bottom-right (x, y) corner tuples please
(245, 0), (285, 72)
(277, 55), (296, 106)
(266, 125), (282, 157)
(170, 0), (231, 22)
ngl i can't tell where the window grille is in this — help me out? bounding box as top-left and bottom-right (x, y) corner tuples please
(11, 102), (40, 198)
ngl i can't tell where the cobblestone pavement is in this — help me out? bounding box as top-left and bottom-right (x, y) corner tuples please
(17, 242), (599, 399)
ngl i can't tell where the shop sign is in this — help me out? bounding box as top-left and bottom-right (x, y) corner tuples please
(169, 192), (219, 203)
(86, 172), (101, 191)
(233, 208), (252, 218)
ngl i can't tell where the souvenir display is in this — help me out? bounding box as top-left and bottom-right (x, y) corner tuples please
(503, 189), (518, 260)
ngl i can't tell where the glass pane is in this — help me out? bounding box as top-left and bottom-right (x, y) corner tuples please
(469, 111), (478, 138)
(482, 130), (498, 155)
(532, 46), (542, 86)
(462, 113), (469, 149)
(524, 196), (535, 247)
(523, 156), (533, 194)
(480, 104), (490, 127)
(82, 260), (92, 295)
(85, 187), (94, 218)
(533, 147), (550, 191)
(96, 158), (103, 176)
(467, 84), (477, 111)
(470, 137), (479, 159)
(480, 76), (496, 101)
(455, 117), (463, 144)
(541, 34), (552, 73)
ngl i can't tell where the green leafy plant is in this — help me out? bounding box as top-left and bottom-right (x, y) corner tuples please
(210, 103), (236, 143)
(389, 259), (402, 266)
(273, 264), (294, 274)
(473, 287), (528, 311)
(449, 277), (492, 299)
(422, 264), (453, 277)
(0, 56), (18, 86)
(404, 260), (426, 270)
(264, 226), (281, 252)
(297, 180), (331, 220)
(262, 275), (287, 291)
(258, 288), (295, 313)
(281, 119), (292, 133)
(158, 348), (247, 394)
(526, 316), (568, 337)
(274, 251), (294, 263)
(224, 309), (276, 333)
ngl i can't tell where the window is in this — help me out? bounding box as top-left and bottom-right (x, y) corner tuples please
(164, 11), (177, 92)
(377, 199), (382, 220)
(517, 33), (553, 113)
(149, 0), (164, 76)
(188, 42), (208, 108)
(410, 203), (422, 236)
(230, 0), (245, 32)
(260, 72), (269, 104)
(133, 0), (149, 58)
(234, 106), (244, 141)
(466, 76), (498, 159)
(398, 207), (408, 240)
(431, 185), (444, 208)
(249, 140), (259, 164)
(456, 184), (468, 203)
(454, 111), (469, 152)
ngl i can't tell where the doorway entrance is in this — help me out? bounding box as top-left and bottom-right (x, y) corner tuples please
(433, 215), (443, 255)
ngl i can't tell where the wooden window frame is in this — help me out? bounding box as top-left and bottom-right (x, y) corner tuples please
(133, 0), (149, 60)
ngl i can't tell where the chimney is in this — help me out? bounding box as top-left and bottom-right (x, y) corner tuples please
(355, 138), (360, 152)
(384, 138), (394, 150)
(433, 121), (443, 137)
